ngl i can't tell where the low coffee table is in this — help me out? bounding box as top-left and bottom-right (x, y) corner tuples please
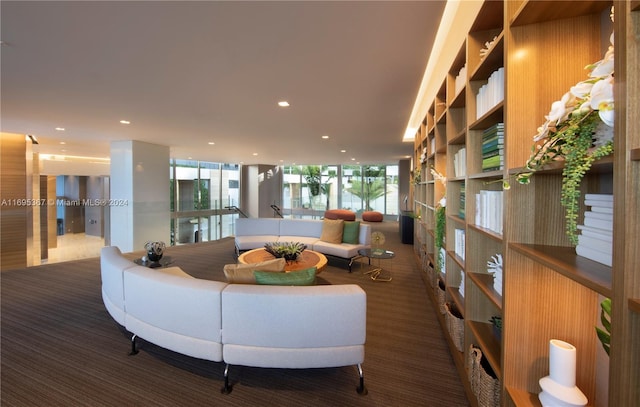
(357, 248), (394, 281)
(238, 248), (328, 273)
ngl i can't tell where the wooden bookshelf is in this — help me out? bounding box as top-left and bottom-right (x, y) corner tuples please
(412, 1), (638, 406)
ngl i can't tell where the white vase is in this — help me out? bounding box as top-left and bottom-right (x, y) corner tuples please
(538, 339), (588, 407)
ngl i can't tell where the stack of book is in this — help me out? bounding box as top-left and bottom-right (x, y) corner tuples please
(576, 193), (613, 267)
(459, 271), (465, 298)
(453, 147), (466, 177)
(474, 190), (503, 235)
(476, 67), (504, 119)
(454, 228), (465, 260)
(459, 183), (466, 220)
(482, 123), (504, 172)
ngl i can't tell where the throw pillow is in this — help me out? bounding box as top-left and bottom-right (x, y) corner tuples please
(223, 258), (286, 284)
(342, 221), (360, 244)
(320, 218), (344, 244)
(253, 267), (317, 286)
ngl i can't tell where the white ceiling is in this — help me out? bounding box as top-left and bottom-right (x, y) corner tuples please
(1, 1), (445, 167)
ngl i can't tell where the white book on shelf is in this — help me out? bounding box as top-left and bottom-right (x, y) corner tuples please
(585, 199), (613, 208)
(578, 234), (613, 255)
(577, 224), (613, 240)
(576, 244), (612, 267)
(583, 217), (613, 231)
(583, 211), (613, 221)
(590, 205), (613, 214)
(584, 193), (613, 201)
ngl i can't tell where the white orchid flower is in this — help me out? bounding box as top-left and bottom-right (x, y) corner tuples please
(570, 80), (593, 98)
(598, 103), (615, 127)
(589, 48), (614, 78)
(534, 120), (551, 141)
(546, 92), (572, 125)
(438, 197), (446, 208)
(590, 76), (614, 111)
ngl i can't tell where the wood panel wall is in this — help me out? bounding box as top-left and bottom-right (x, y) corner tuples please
(1, 133), (27, 271)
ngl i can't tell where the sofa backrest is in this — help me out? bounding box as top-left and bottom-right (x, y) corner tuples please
(235, 218), (280, 236)
(221, 284), (366, 348)
(124, 266), (228, 343)
(100, 246), (136, 325)
(279, 219), (323, 238)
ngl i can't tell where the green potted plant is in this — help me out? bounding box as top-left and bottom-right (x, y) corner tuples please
(515, 19), (615, 245)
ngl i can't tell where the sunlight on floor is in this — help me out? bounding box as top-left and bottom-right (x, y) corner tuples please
(43, 233), (105, 265)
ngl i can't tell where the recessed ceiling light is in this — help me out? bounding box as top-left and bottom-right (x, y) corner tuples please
(60, 141), (66, 145)
(119, 120), (131, 125)
(321, 135), (329, 139)
(278, 101), (290, 107)
(340, 150), (346, 153)
(253, 153), (258, 156)
(351, 158), (356, 161)
(208, 142), (215, 145)
(55, 127), (65, 131)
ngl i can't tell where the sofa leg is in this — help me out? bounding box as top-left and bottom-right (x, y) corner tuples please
(356, 363), (367, 395)
(221, 364), (233, 394)
(129, 334), (139, 356)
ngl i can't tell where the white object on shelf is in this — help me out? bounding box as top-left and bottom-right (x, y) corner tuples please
(538, 339), (588, 407)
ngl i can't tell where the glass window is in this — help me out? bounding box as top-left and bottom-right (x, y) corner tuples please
(170, 159), (240, 245)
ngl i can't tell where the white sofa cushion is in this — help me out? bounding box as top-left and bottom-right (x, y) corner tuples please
(124, 266), (227, 362)
(221, 284), (366, 368)
(100, 246), (136, 326)
(312, 241), (362, 259)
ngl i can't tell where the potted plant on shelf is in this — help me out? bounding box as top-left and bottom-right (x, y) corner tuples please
(515, 11), (615, 245)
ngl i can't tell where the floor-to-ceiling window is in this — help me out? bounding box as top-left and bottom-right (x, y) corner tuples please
(283, 164), (398, 218)
(170, 159), (240, 245)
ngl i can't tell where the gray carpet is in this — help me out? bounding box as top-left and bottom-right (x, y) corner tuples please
(1, 221), (469, 406)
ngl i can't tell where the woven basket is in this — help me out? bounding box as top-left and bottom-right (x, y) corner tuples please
(435, 280), (446, 314)
(444, 302), (464, 352)
(467, 345), (482, 397)
(468, 345), (500, 406)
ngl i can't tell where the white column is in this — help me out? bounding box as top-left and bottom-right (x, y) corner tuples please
(110, 140), (170, 253)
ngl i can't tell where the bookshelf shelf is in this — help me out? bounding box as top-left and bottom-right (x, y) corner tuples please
(629, 299), (640, 314)
(448, 287), (465, 318)
(509, 243), (612, 297)
(510, 0), (610, 27)
(469, 33), (504, 82)
(631, 148), (640, 161)
(469, 102), (504, 131)
(448, 250), (465, 270)
(468, 170), (503, 180)
(505, 387), (540, 407)
(467, 224), (502, 242)
(468, 272), (502, 310)
(468, 321), (502, 379)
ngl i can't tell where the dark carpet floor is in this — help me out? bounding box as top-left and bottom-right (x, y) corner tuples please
(1, 221), (469, 406)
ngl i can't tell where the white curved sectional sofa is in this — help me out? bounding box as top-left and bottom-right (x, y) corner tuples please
(100, 246), (368, 394)
(234, 218), (372, 271)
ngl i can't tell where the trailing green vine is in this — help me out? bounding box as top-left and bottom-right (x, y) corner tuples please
(435, 205), (446, 273)
(515, 20), (615, 245)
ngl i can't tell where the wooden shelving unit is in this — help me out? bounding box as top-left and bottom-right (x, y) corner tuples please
(412, 1), (639, 406)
